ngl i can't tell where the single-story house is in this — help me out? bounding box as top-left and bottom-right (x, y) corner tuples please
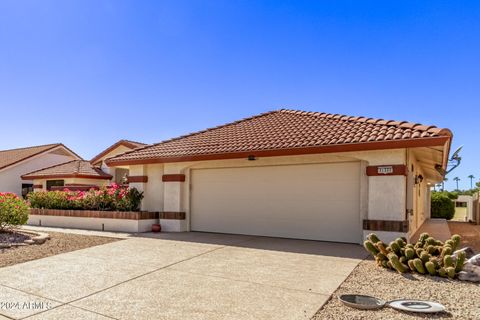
(90, 139), (146, 184)
(453, 195), (474, 222)
(22, 140), (145, 191)
(0, 144), (81, 197)
(105, 109), (453, 244)
(21, 160), (113, 191)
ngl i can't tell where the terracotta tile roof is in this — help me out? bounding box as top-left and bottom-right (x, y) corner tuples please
(22, 160), (112, 180)
(0, 143), (81, 171)
(106, 109), (452, 165)
(90, 139), (147, 165)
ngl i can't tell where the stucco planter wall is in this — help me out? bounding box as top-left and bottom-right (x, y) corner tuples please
(28, 208), (159, 233)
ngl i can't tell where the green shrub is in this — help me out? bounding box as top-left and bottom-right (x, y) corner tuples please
(28, 190), (71, 209)
(27, 184), (144, 212)
(0, 192), (29, 231)
(431, 192), (455, 220)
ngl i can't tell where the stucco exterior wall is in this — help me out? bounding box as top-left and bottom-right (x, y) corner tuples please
(454, 195), (474, 221)
(28, 215), (157, 233)
(33, 177), (110, 190)
(176, 149), (406, 238)
(406, 150), (430, 238)
(115, 148), (411, 242)
(129, 164), (164, 212)
(473, 193), (480, 224)
(0, 152), (76, 196)
(99, 145), (135, 175)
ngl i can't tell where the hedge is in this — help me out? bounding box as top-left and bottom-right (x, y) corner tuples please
(431, 192), (455, 220)
(28, 184), (144, 212)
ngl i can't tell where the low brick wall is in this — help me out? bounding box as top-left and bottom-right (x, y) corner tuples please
(28, 209), (160, 233)
(30, 208), (158, 220)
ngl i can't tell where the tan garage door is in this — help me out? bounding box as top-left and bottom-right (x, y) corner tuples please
(190, 162), (361, 243)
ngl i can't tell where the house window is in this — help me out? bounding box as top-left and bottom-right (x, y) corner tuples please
(115, 168), (129, 185)
(455, 201), (467, 208)
(46, 180), (65, 191)
(21, 183), (33, 198)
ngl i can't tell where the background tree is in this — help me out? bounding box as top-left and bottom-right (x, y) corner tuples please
(442, 177), (448, 191)
(431, 192), (455, 220)
(453, 177), (460, 190)
(468, 175), (475, 190)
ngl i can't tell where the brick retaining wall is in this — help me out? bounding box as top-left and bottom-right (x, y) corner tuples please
(30, 208), (159, 220)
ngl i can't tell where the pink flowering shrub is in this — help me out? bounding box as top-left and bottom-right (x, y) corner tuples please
(0, 192), (30, 231)
(27, 184), (144, 212)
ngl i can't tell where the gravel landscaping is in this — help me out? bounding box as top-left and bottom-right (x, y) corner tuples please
(314, 226), (480, 320)
(0, 231), (120, 268)
(313, 258), (480, 319)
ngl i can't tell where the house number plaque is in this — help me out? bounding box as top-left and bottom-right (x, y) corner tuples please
(377, 166), (394, 175)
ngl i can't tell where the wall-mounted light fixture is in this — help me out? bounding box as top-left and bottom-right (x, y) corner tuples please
(247, 155), (256, 161)
(415, 174), (424, 184)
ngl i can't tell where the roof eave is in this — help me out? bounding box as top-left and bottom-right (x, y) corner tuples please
(56, 144), (84, 161)
(106, 136), (451, 167)
(21, 173), (113, 180)
(441, 133), (453, 172)
(0, 144), (81, 172)
(89, 140), (145, 165)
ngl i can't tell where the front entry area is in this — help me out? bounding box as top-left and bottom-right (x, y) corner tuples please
(190, 162), (362, 243)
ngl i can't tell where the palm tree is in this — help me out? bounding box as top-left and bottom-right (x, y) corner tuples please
(453, 177), (461, 190)
(468, 175), (475, 190)
(442, 177), (448, 191)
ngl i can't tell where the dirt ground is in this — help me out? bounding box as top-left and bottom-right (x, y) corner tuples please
(448, 221), (480, 252)
(0, 231), (120, 268)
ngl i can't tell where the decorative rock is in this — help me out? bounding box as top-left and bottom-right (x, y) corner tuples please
(454, 247), (476, 260)
(457, 262), (480, 282)
(0, 243), (12, 249)
(24, 239), (35, 245)
(467, 254), (480, 267)
(32, 234), (49, 244)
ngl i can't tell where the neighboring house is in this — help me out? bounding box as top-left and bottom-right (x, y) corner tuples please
(21, 139), (145, 191)
(453, 195), (474, 222)
(105, 109), (453, 244)
(21, 160), (112, 191)
(90, 139), (146, 184)
(0, 144), (81, 197)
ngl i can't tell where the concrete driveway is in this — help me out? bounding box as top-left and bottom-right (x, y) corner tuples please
(0, 232), (366, 320)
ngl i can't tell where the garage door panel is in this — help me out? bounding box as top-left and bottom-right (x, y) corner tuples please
(191, 162), (361, 243)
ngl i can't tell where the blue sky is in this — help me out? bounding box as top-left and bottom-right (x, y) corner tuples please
(0, 1), (478, 190)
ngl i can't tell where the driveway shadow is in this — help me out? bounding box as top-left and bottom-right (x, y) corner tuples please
(133, 231), (367, 260)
